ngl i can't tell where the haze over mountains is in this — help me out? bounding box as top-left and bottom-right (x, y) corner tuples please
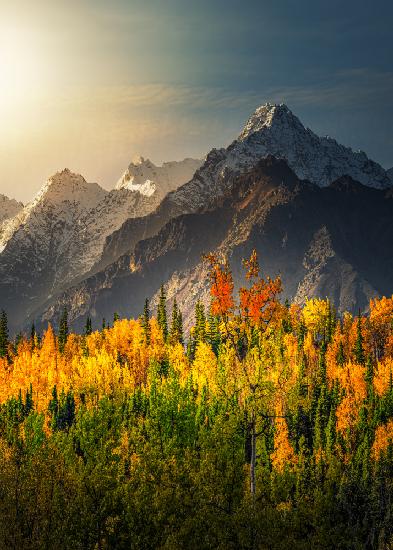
(0, 103), (392, 332)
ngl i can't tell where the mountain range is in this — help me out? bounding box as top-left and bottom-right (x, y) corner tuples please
(0, 103), (392, 332)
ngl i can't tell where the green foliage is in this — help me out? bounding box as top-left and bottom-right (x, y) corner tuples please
(157, 284), (168, 341)
(84, 315), (92, 336)
(0, 309), (9, 359)
(141, 298), (151, 344)
(170, 298), (183, 345)
(58, 307), (69, 353)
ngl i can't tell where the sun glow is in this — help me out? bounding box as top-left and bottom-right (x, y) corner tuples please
(0, 25), (47, 114)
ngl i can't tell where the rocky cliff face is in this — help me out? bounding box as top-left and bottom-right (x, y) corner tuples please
(36, 157), (393, 331)
(0, 194), (23, 226)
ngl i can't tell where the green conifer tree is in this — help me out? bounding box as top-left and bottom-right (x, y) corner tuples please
(170, 298), (183, 345)
(206, 311), (220, 355)
(141, 298), (151, 344)
(84, 316), (92, 336)
(325, 407), (336, 456)
(58, 307), (69, 353)
(30, 323), (36, 350)
(157, 285), (168, 341)
(0, 310), (9, 359)
(336, 341), (345, 366)
(354, 314), (365, 365)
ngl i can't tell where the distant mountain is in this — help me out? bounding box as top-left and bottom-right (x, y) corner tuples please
(37, 157), (393, 331)
(116, 156), (203, 197)
(0, 158), (200, 330)
(0, 194), (23, 225)
(388, 167), (393, 183)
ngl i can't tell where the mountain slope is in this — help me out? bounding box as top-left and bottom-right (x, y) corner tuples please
(0, 156), (202, 330)
(0, 195), (23, 225)
(37, 157), (393, 331)
(93, 103), (391, 273)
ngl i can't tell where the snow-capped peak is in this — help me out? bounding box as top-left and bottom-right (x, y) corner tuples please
(116, 156), (203, 197)
(239, 103), (303, 140)
(30, 168), (107, 210)
(233, 102), (392, 189)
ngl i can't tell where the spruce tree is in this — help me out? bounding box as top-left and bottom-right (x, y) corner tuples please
(0, 310), (9, 359)
(141, 298), (151, 344)
(206, 311), (220, 355)
(30, 323), (36, 350)
(354, 314), (365, 365)
(58, 307), (68, 353)
(188, 301), (206, 360)
(170, 298), (183, 345)
(194, 301), (206, 345)
(325, 407), (336, 456)
(157, 285), (168, 341)
(336, 341), (345, 366)
(84, 316), (92, 336)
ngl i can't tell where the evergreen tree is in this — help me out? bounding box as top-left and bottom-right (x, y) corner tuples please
(354, 314), (365, 365)
(188, 301), (206, 360)
(325, 407), (336, 456)
(84, 316), (92, 336)
(58, 307), (69, 353)
(206, 311), (220, 355)
(141, 298), (151, 344)
(157, 285), (168, 341)
(113, 312), (120, 323)
(170, 299), (183, 345)
(365, 356), (374, 400)
(0, 310), (9, 359)
(30, 322), (36, 350)
(194, 301), (206, 344)
(336, 341), (345, 366)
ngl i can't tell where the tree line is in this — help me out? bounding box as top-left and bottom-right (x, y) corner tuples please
(0, 252), (392, 548)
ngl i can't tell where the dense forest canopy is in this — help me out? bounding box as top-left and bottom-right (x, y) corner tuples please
(0, 252), (392, 549)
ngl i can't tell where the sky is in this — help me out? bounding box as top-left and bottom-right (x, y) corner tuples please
(0, 0), (392, 202)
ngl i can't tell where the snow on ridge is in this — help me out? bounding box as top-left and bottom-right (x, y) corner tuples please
(236, 103), (391, 189)
(116, 156), (203, 197)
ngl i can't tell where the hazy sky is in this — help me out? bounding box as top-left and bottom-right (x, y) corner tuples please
(1, 0), (392, 202)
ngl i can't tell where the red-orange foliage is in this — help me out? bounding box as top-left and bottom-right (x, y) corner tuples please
(239, 250), (282, 326)
(205, 254), (234, 317)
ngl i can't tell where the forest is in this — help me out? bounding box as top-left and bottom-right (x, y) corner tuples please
(0, 251), (392, 549)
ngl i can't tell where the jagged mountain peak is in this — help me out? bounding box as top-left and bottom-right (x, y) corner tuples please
(239, 102), (302, 140)
(232, 102), (391, 189)
(30, 168), (107, 210)
(115, 156), (203, 196)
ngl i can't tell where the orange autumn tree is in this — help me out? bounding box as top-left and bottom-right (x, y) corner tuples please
(205, 250), (283, 498)
(239, 249), (282, 329)
(205, 250), (282, 346)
